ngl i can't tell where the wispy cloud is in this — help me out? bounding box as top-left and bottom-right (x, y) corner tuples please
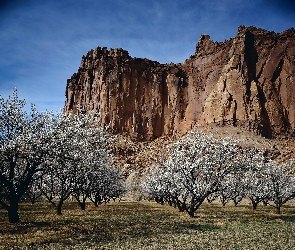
(0, 0), (294, 111)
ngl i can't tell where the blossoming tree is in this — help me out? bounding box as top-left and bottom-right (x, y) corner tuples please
(0, 89), (55, 222)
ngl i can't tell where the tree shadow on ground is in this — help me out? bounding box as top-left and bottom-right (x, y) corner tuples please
(1, 201), (295, 248)
(0, 221), (51, 235)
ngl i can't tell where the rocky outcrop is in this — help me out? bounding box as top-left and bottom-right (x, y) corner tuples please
(65, 26), (295, 140)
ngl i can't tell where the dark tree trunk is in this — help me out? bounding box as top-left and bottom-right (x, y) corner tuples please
(188, 211), (195, 218)
(250, 198), (259, 211)
(188, 203), (202, 218)
(220, 196), (227, 206)
(78, 200), (86, 210)
(187, 197), (206, 218)
(57, 200), (64, 215)
(252, 202), (258, 211)
(94, 194), (104, 207)
(233, 197), (241, 206)
(74, 195), (87, 210)
(188, 201), (197, 217)
(8, 199), (20, 223)
(176, 201), (186, 212)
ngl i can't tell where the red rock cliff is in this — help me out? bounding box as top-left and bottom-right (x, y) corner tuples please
(65, 26), (295, 140)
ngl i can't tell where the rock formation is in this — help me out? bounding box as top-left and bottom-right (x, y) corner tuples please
(65, 26), (295, 140)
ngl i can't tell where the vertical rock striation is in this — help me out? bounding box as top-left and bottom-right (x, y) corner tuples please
(65, 26), (295, 140)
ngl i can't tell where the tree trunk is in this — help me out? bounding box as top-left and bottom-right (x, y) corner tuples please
(177, 201), (185, 212)
(233, 197), (241, 206)
(74, 196), (86, 210)
(79, 200), (86, 210)
(187, 196), (206, 218)
(57, 200), (64, 215)
(188, 208), (195, 218)
(188, 213), (195, 218)
(8, 199), (20, 223)
(220, 196), (227, 206)
(252, 202), (258, 211)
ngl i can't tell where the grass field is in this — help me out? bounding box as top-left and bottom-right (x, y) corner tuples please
(1, 201), (295, 249)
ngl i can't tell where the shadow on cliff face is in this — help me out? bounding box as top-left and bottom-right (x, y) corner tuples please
(244, 31), (258, 85)
(244, 30), (273, 138)
(256, 85), (272, 138)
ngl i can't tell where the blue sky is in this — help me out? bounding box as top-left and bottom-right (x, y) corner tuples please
(0, 0), (294, 112)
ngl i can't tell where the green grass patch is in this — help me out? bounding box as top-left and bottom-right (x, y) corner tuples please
(0, 201), (295, 249)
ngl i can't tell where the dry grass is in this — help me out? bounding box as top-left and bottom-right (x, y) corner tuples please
(0, 201), (295, 249)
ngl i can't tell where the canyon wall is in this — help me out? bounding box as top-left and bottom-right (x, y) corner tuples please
(64, 26), (295, 140)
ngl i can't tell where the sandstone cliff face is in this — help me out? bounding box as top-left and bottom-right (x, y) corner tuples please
(65, 26), (295, 140)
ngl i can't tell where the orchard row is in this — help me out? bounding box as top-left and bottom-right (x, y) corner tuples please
(1, 89), (294, 222)
(141, 132), (295, 217)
